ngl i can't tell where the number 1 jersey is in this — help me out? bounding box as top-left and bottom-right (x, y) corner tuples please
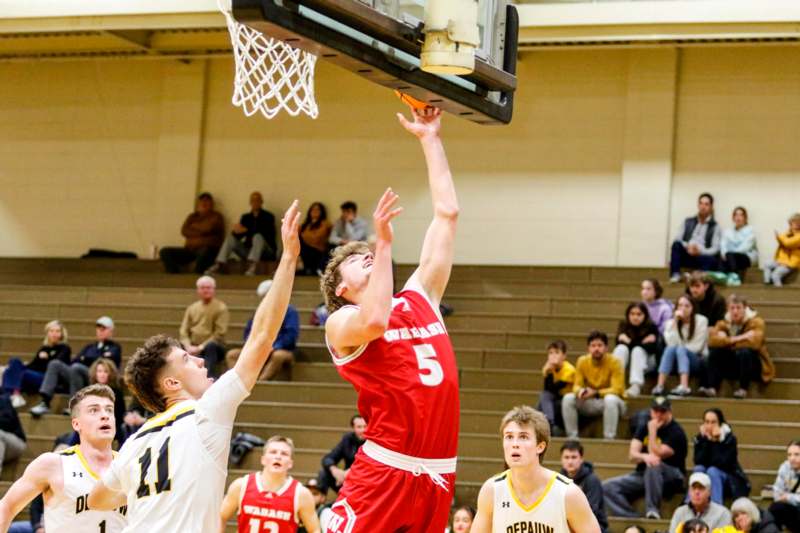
(102, 370), (250, 533)
(327, 278), (460, 459)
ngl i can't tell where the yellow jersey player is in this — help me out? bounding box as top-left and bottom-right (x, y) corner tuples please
(88, 201), (301, 533)
(0, 384), (128, 532)
(471, 406), (601, 533)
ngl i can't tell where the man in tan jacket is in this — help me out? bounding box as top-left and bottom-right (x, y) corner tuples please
(180, 275), (229, 378)
(700, 294), (775, 399)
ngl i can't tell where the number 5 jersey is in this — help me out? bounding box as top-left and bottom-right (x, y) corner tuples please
(101, 370), (250, 533)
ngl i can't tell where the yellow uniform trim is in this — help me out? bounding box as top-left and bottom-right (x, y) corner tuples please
(507, 470), (556, 513)
(139, 402), (195, 433)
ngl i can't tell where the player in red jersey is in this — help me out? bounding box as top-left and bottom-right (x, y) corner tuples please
(319, 106), (460, 533)
(219, 436), (320, 533)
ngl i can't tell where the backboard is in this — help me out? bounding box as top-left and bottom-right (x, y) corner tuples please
(229, 0), (519, 124)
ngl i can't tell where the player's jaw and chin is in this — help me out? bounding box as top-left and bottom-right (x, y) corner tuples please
(163, 346), (214, 402)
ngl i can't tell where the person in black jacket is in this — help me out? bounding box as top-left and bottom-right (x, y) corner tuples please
(30, 316), (121, 417)
(691, 408), (750, 504)
(670, 193), (722, 282)
(0, 393), (26, 478)
(206, 191), (277, 276)
(1, 320), (71, 409)
(560, 440), (609, 532)
(686, 272), (727, 326)
(731, 497), (780, 533)
(613, 302), (659, 398)
(317, 415), (367, 494)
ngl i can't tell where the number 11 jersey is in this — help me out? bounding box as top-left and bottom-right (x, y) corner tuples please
(327, 277), (460, 459)
(102, 370), (250, 533)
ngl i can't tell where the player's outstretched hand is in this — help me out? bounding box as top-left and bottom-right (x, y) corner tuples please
(281, 200), (302, 258)
(396, 105), (442, 140)
(373, 188), (403, 245)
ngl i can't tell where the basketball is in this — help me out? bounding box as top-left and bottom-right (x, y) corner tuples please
(394, 89), (433, 111)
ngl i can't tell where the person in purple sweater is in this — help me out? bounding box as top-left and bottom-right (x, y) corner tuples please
(641, 278), (674, 334)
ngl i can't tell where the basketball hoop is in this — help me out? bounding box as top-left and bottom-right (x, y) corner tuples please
(219, 2), (319, 119)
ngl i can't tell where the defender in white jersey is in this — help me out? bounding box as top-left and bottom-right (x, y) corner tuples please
(0, 384), (127, 532)
(472, 406), (600, 533)
(88, 200), (302, 533)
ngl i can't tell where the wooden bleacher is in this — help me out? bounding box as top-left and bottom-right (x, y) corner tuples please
(0, 258), (798, 532)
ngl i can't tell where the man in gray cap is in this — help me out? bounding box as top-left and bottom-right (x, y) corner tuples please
(225, 280), (300, 380)
(603, 396), (688, 520)
(669, 472), (732, 533)
(31, 316), (121, 416)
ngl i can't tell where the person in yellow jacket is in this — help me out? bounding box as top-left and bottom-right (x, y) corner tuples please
(701, 294), (775, 399)
(763, 213), (800, 287)
(561, 331), (625, 440)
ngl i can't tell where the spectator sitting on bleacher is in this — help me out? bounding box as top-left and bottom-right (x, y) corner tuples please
(669, 472), (732, 533)
(720, 207), (758, 287)
(121, 396), (151, 442)
(206, 191), (277, 276)
(298, 478), (333, 533)
(670, 193), (722, 283)
(0, 393), (26, 479)
(30, 316), (120, 417)
(623, 526), (645, 533)
(449, 505), (475, 533)
(2, 320), (70, 409)
(652, 295), (708, 397)
(686, 271), (727, 326)
(613, 302), (659, 399)
(561, 330), (625, 440)
(179, 275), (229, 379)
(225, 280), (299, 381)
(642, 278), (674, 334)
(689, 408), (749, 504)
(604, 396), (687, 521)
(731, 497), (780, 533)
(701, 295), (774, 399)
(536, 339), (575, 436)
(763, 213), (800, 287)
(680, 518), (711, 533)
(560, 440), (609, 532)
(159, 192), (225, 274)
(299, 202), (333, 275)
(328, 201), (369, 247)
(768, 439), (800, 533)
(317, 414), (366, 494)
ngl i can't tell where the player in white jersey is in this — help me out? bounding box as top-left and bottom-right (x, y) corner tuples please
(88, 200), (301, 533)
(472, 406), (600, 533)
(0, 384), (128, 532)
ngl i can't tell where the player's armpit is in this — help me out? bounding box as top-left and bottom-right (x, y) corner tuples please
(219, 477), (244, 533)
(325, 306), (382, 357)
(564, 483), (601, 533)
(297, 486), (322, 533)
(471, 478), (495, 533)
(0, 453), (56, 529)
(87, 480), (126, 512)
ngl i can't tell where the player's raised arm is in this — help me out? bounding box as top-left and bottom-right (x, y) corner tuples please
(397, 106), (458, 306)
(325, 189), (403, 353)
(470, 478), (495, 533)
(0, 453), (57, 531)
(565, 483), (602, 533)
(218, 477), (245, 533)
(234, 200), (301, 391)
(297, 486), (322, 533)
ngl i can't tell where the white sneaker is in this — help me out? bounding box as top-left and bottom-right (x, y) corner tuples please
(646, 510), (661, 520)
(10, 393), (25, 409)
(669, 274), (682, 283)
(625, 384), (641, 398)
(669, 385), (691, 397)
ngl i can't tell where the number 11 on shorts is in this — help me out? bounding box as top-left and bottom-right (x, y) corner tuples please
(414, 344), (443, 386)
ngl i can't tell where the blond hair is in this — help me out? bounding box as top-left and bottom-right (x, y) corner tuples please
(264, 435), (295, 456)
(500, 405), (551, 458)
(43, 320), (68, 345)
(320, 241), (371, 312)
(69, 384), (116, 417)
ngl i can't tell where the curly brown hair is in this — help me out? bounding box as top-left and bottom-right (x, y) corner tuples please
(320, 241), (371, 313)
(124, 335), (181, 413)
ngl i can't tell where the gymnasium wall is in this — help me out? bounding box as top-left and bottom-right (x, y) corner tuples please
(0, 46), (797, 266)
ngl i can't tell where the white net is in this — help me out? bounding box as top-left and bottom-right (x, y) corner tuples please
(220, 6), (319, 119)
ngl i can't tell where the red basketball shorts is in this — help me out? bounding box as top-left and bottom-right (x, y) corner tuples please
(324, 450), (456, 533)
